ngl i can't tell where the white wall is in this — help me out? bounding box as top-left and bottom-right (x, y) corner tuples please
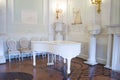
(66, 0), (111, 64)
(0, 0), (119, 64)
(5, 0), (48, 38)
(0, 0), (49, 59)
(110, 0), (120, 25)
(0, 0), (7, 33)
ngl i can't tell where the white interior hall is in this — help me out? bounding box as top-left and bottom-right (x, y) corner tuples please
(0, 0), (120, 72)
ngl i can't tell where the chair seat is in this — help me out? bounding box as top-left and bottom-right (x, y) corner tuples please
(20, 48), (31, 53)
(9, 50), (20, 54)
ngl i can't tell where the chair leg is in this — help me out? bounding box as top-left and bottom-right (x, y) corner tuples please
(53, 54), (56, 62)
(42, 53), (44, 58)
(59, 55), (61, 61)
(19, 54), (21, 61)
(21, 54), (23, 61)
(30, 53), (32, 60)
(44, 53), (47, 58)
(9, 55), (11, 62)
(42, 52), (47, 59)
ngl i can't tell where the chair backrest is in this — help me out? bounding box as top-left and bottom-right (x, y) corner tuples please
(7, 39), (17, 51)
(19, 37), (29, 48)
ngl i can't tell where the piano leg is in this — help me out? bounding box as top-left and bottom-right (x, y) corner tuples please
(67, 59), (71, 74)
(33, 52), (36, 66)
(53, 54), (56, 62)
(47, 53), (54, 65)
(64, 58), (67, 63)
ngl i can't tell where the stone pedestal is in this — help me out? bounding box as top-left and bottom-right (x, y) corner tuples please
(104, 34), (113, 69)
(84, 35), (97, 65)
(84, 25), (101, 65)
(53, 22), (66, 41)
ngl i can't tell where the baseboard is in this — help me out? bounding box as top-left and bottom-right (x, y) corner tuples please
(77, 54), (106, 65)
(77, 54), (88, 60)
(96, 57), (106, 64)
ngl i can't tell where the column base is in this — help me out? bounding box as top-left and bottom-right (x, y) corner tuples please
(0, 56), (6, 64)
(104, 65), (111, 69)
(84, 61), (97, 65)
(47, 62), (54, 65)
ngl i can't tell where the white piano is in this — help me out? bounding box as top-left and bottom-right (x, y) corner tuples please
(31, 41), (81, 74)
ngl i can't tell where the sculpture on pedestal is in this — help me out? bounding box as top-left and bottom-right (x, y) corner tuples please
(53, 22), (66, 41)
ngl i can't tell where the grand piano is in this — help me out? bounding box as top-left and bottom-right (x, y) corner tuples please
(31, 41), (81, 74)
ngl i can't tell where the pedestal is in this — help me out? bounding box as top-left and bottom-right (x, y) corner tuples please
(104, 34), (113, 69)
(55, 32), (63, 41)
(84, 35), (97, 65)
(53, 22), (66, 41)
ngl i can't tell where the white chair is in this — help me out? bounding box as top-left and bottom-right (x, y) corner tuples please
(7, 39), (21, 62)
(19, 37), (32, 61)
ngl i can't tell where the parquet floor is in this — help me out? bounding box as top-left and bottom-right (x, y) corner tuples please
(0, 57), (120, 80)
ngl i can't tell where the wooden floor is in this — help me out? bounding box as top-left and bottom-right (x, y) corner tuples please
(0, 57), (120, 80)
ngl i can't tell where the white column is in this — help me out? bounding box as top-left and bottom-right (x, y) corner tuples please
(104, 34), (113, 69)
(0, 35), (6, 64)
(84, 35), (97, 65)
(111, 34), (120, 71)
(0, 0), (7, 33)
